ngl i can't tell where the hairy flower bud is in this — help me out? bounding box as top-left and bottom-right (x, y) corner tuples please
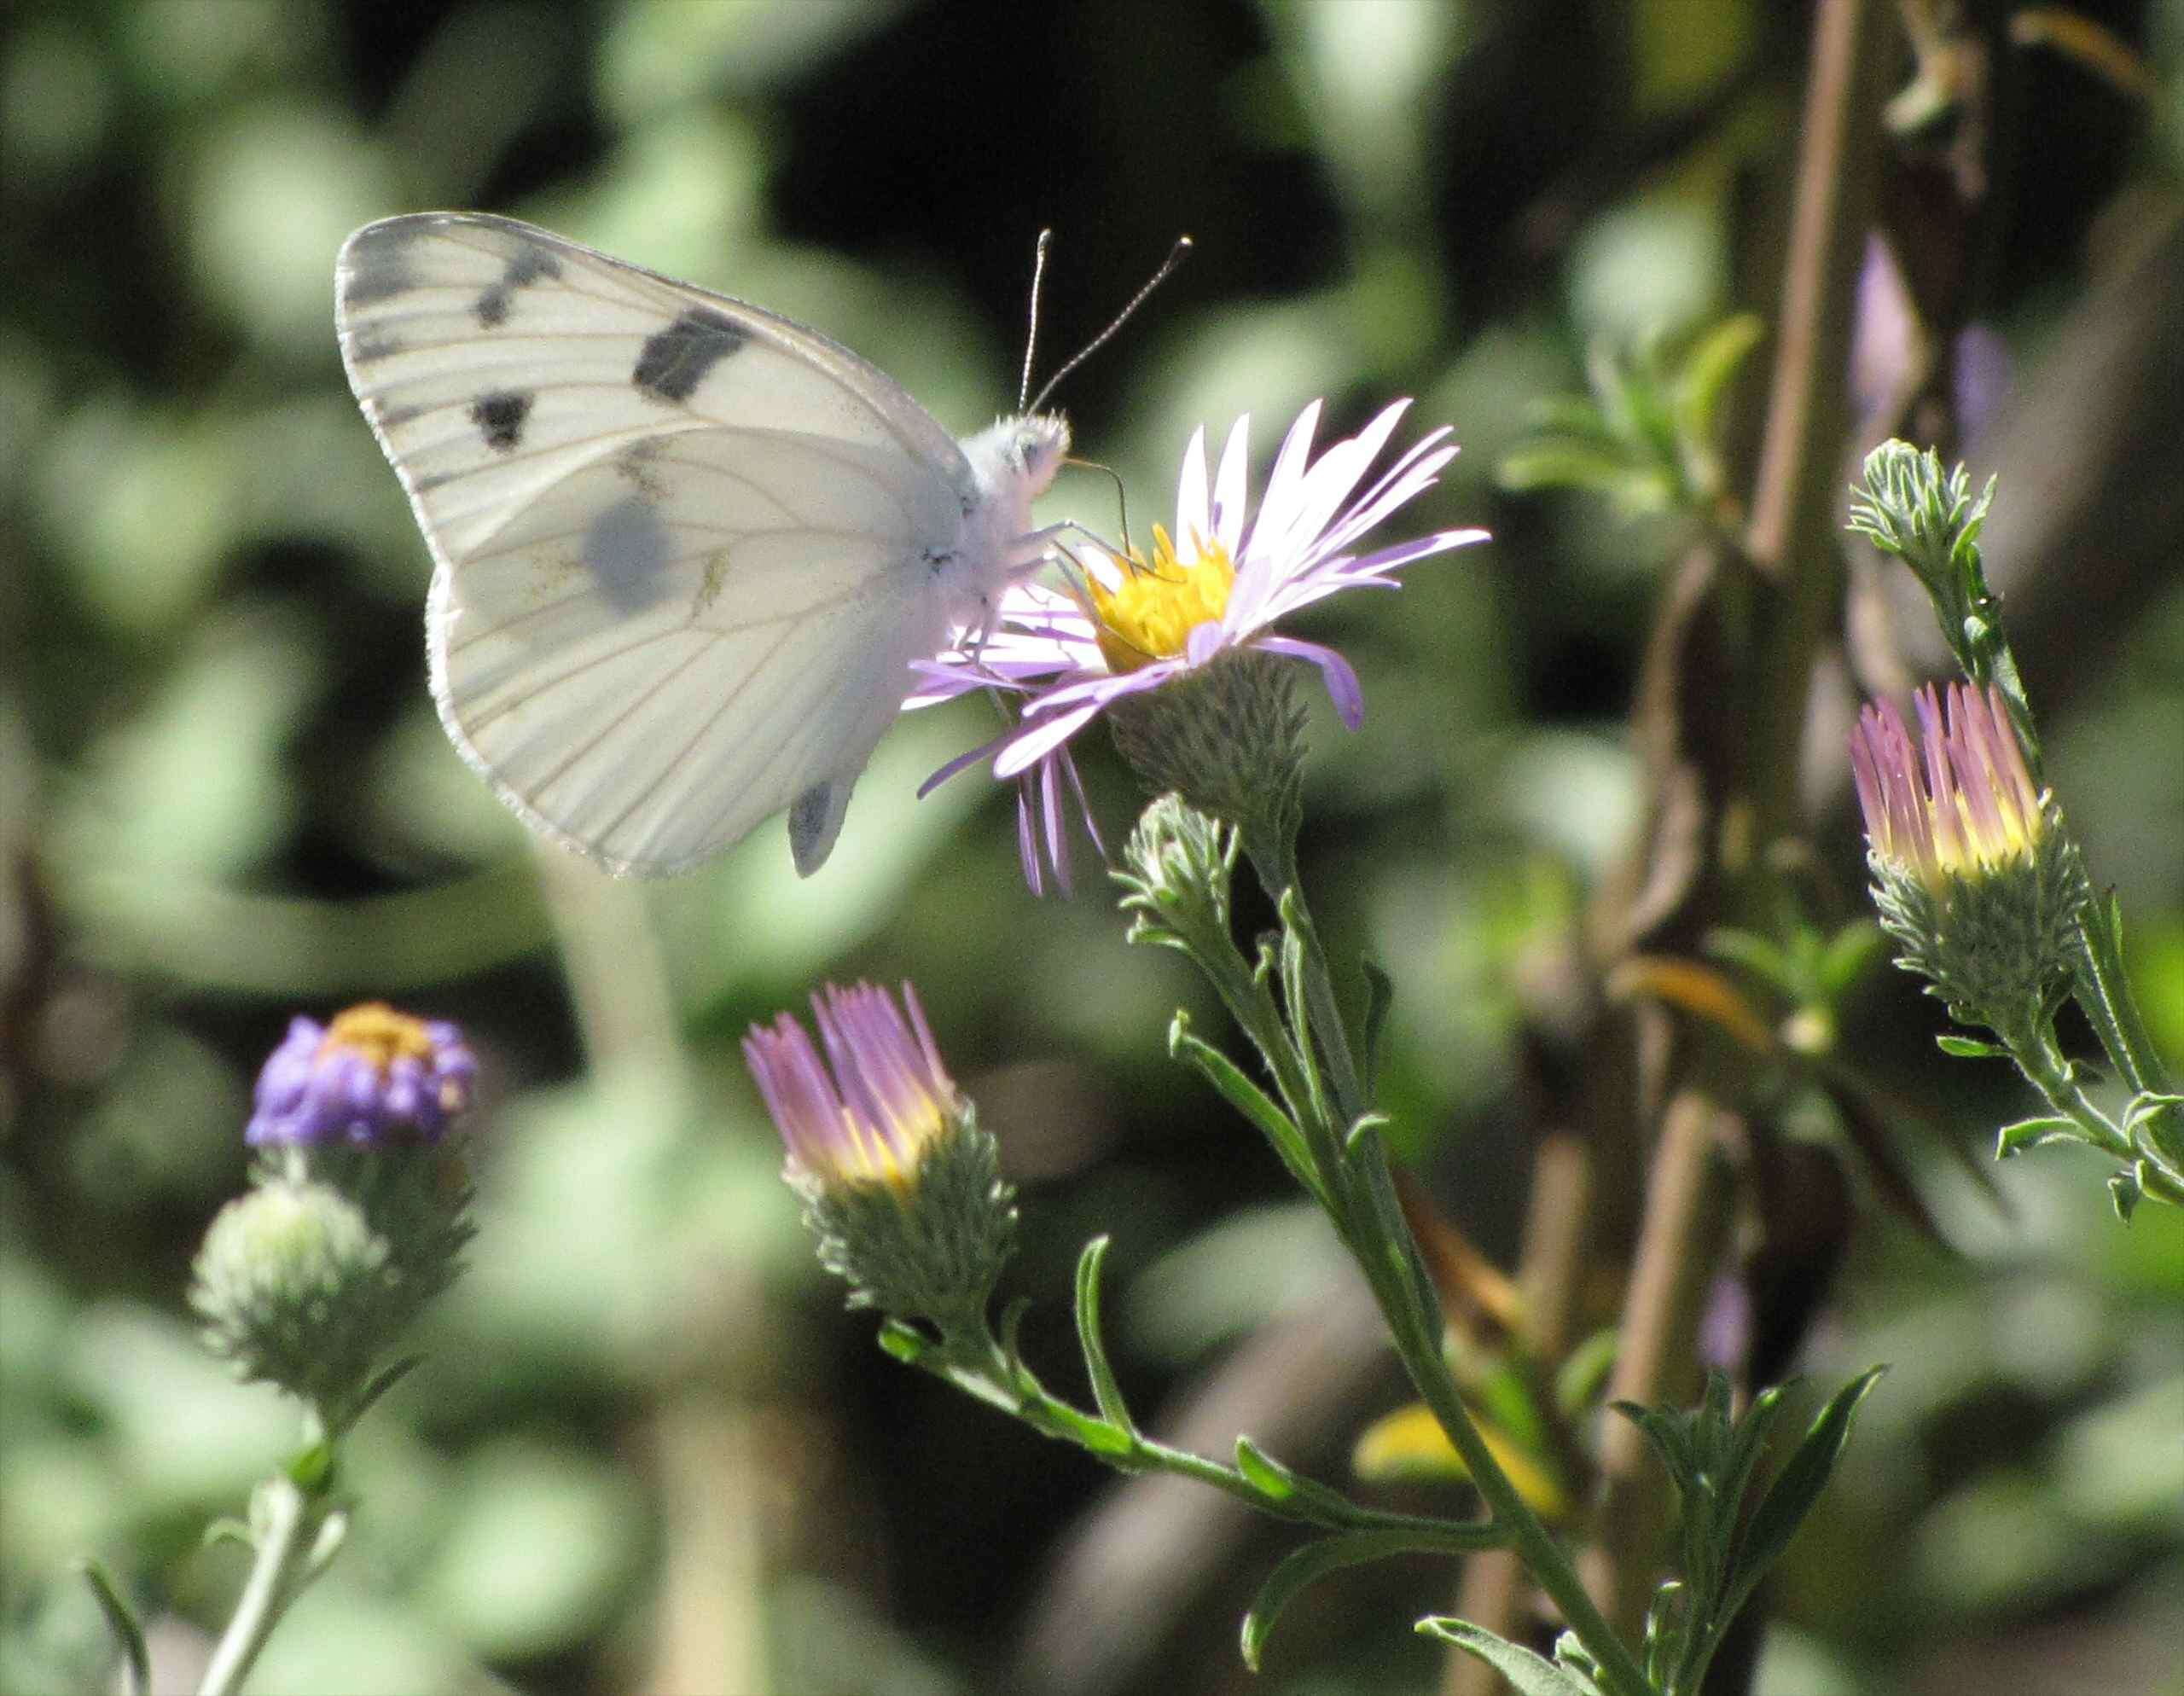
(193, 1005), (478, 1426)
(1850, 683), (2085, 1025)
(745, 983), (1015, 1332)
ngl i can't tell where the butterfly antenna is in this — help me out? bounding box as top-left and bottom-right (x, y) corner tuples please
(1019, 229), (1054, 412)
(1027, 235), (1193, 414)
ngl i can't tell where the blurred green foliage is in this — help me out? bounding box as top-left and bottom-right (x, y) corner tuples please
(3, 2), (2181, 1693)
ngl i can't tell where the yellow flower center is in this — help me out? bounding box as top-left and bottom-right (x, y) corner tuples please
(835, 1095), (949, 1193)
(318, 1002), (436, 1074)
(1087, 525), (1235, 674)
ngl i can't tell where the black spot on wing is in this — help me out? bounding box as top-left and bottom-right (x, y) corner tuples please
(346, 327), (401, 364)
(632, 307), (750, 404)
(582, 496), (672, 612)
(788, 778), (847, 877)
(469, 389), (533, 453)
(473, 244), (564, 328)
(340, 224), (415, 311)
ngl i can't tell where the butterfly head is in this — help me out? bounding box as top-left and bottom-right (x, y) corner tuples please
(1004, 412), (1071, 494)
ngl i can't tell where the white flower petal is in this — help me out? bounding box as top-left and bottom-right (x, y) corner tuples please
(1211, 415), (1251, 553)
(1175, 424), (1211, 551)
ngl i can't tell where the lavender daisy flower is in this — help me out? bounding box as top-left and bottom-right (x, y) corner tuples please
(247, 1003), (477, 1148)
(745, 982), (1015, 1326)
(912, 399), (1487, 815)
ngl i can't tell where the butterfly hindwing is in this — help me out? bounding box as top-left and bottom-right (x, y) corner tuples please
(335, 213), (975, 874)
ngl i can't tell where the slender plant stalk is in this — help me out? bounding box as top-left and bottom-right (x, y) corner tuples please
(1580, 1090), (1736, 1632)
(1582, 0), (1891, 1649)
(196, 1477), (318, 1696)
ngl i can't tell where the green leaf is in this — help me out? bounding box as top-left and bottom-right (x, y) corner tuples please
(1243, 1533), (1472, 1670)
(340, 1352), (423, 1434)
(1169, 1014), (1324, 1203)
(1703, 926), (1798, 997)
(1610, 1398), (1699, 1494)
(1711, 1382), (1795, 1597)
(1277, 893), (1333, 1133)
(2109, 1166), (2142, 1223)
(1072, 1237), (1138, 1438)
(1416, 1617), (1603, 1694)
(1995, 1116), (2082, 1158)
(1231, 1436), (1363, 1519)
(877, 1318), (929, 1365)
(1722, 1367), (1886, 1623)
(1640, 1579), (1690, 1689)
(1556, 1329), (1620, 1415)
(75, 1558), (148, 1696)
(1815, 921), (1885, 998)
(1360, 955), (1395, 1095)
(1937, 1034), (2007, 1059)
(1524, 394), (1617, 439)
(1670, 312), (1765, 444)
(287, 1440), (337, 1493)
(1234, 1435), (1297, 1501)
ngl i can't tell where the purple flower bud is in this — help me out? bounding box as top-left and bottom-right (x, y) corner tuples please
(246, 1004), (476, 1148)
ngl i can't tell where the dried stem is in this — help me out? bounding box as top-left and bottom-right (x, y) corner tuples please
(1581, 0), (1891, 1646)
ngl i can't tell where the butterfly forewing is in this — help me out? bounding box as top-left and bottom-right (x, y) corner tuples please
(335, 212), (976, 874)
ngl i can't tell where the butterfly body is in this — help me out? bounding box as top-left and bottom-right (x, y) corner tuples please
(336, 212), (1066, 876)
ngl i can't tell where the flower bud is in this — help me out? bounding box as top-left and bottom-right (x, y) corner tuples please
(745, 983), (1015, 1333)
(1849, 682), (2085, 1025)
(193, 1005), (478, 1426)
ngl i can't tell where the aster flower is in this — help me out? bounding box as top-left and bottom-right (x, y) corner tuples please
(197, 1003), (478, 1426)
(247, 1002), (477, 1148)
(744, 981), (961, 1191)
(911, 399), (1486, 857)
(1849, 681), (2044, 893)
(746, 982), (1016, 1326)
(1849, 681), (2083, 1024)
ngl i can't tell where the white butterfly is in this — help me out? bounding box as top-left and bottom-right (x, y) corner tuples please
(335, 212), (1068, 876)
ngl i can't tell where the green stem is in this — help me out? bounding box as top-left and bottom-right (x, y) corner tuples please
(1245, 830), (1368, 1129)
(1234, 827), (1654, 1695)
(1364, 1215), (1655, 1696)
(939, 1331), (1502, 1548)
(196, 1474), (327, 1696)
(2071, 899), (2176, 1098)
(2006, 1017), (2131, 1160)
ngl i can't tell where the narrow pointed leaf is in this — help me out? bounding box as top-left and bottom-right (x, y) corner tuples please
(1243, 1530), (1505, 1671)
(1417, 1618), (1604, 1694)
(1610, 1399), (1699, 1491)
(1073, 1237), (1139, 1438)
(75, 1559), (148, 1696)
(1170, 1015), (1324, 1203)
(1671, 312), (1765, 442)
(1995, 1115), (2082, 1157)
(1937, 1034), (2006, 1059)
(1722, 1367), (1886, 1620)
(341, 1352), (423, 1433)
(1360, 955), (1396, 1095)
(1233, 1437), (1364, 1518)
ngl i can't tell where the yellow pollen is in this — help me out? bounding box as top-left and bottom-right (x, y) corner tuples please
(1088, 525), (1235, 674)
(318, 1002), (436, 1074)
